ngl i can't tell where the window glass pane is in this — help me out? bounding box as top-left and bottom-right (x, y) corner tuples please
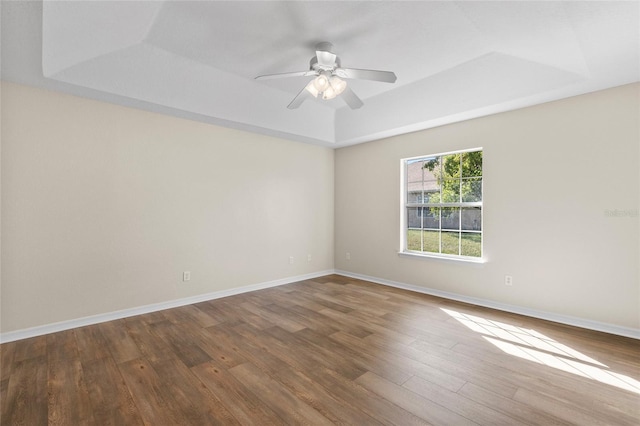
(461, 177), (482, 202)
(461, 233), (482, 257)
(462, 151), (482, 177)
(441, 180), (460, 202)
(442, 154), (460, 179)
(407, 207), (421, 229)
(407, 160), (425, 182)
(422, 230), (440, 253)
(423, 207), (440, 229)
(442, 231), (460, 255)
(424, 190), (441, 204)
(407, 189), (423, 203)
(461, 207), (481, 231)
(407, 229), (421, 251)
(423, 177), (440, 194)
(441, 207), (460, 230)
(422, 157), (440, 178)
(406, 160), (424, 203)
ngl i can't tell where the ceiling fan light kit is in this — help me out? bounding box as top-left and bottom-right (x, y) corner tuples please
(256, 42), (397, 110)
(305, 72), (346, 100)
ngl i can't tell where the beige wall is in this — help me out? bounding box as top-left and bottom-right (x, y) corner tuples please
(1, 82), (334, 333)
(335, 83), (639, 330)
(2, 81), (638, 335)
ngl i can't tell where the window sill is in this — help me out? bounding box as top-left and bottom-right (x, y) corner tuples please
(398, 251), (486, 264)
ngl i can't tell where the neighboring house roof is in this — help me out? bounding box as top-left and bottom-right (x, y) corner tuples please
(407, 160), (439, 193)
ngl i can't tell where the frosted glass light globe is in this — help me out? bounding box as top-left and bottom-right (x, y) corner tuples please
(313, 73), (330, 92)
(330, 76), (346, 95)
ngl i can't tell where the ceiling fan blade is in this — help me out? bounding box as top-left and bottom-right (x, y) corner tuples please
(340, 86), (364, 109)
(336, 68), (397, 83)
(255, 70), (316, 80)
(287, 86), (314, 109)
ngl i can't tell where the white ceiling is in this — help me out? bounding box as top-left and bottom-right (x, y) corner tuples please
(2, 1), (639, 148)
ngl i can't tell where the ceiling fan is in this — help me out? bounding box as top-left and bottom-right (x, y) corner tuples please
(255, 42), (397, 110)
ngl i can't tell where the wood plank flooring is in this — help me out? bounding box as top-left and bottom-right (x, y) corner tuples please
(1, 274), (639, 425)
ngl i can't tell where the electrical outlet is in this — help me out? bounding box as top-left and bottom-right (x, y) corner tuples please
(289, 256), (294, 265)
(183, 271), (191, 282)
(505, 275), (513, 286)
(307, 254), (312, 262)
(346, 252), (351, 260)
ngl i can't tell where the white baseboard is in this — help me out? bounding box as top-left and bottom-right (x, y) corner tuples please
(335, 270), (640, 340)
(0, 270), (334, 343)
(3, 269), (638, 343)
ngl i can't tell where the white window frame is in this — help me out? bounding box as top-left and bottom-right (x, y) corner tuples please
(399, 148), (484, 263)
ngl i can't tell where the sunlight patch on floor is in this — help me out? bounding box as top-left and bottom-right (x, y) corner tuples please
(441, 308), (640, 395)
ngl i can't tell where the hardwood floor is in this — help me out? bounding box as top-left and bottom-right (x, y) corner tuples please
(1, 274), (639, 425)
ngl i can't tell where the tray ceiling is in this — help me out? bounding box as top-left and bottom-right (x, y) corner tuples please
(2, 1), (639, 147)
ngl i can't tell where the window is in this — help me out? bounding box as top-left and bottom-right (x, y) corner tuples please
(403, 149), (483, 260)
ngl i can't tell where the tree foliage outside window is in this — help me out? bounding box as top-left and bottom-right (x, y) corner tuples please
(404, 149), (482, 259)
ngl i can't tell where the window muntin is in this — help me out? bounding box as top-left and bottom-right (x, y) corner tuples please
(404, 149), (483, 259)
